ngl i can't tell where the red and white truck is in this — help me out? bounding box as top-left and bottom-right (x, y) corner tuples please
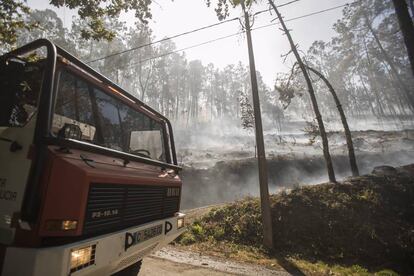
(0, 39), (185, 275)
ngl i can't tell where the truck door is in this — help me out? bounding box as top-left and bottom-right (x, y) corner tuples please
(0, 58), (44, 244)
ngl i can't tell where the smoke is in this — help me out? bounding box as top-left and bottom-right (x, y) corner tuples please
(180, 150), (414, 209)
(174, 118), (414, 209)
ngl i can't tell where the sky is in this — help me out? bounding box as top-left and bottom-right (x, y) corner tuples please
(27, 0), (350, 86)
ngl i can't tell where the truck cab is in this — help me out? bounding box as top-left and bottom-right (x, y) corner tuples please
(0, 39), (185, 276)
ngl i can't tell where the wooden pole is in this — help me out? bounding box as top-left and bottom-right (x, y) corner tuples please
(240, 0), (274, 249)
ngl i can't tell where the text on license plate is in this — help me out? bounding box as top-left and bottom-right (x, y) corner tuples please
(124, 224), (163, 251)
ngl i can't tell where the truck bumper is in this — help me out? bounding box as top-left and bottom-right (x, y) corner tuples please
(1, 213), (185, 276)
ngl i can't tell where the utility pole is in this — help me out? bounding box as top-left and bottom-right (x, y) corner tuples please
(240, 0), (274, 250)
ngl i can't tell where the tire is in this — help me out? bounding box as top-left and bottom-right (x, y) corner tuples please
(112, 260), (142, 276)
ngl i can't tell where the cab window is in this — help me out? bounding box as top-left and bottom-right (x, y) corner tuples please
(0, 58), (43, 127)
(53, 69), (166, 162)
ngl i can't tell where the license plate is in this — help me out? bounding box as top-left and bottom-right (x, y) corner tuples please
(124, 224), (163, 251)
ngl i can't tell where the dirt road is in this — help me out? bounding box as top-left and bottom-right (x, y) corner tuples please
(140, 245), (290, 276)
(140, 257), (233, 276)
(140, 206), (290, 275)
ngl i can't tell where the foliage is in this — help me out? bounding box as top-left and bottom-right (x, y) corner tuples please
(0, 0), (154, 47)
(239, 93), (254, 130)
(283, 0), (414, 120)
(0, 0), (38, 48)
(292, 259), (400, 276)
(58, 0), (153, 40)
(302, 120), (320, 145)
(205, 0), (258, 20)
(274, 70), (303, 110)
(177, 197), (264, 245)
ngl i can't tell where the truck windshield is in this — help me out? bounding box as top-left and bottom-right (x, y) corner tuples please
(0, 58), (43, 127)
(52, 69), (166, 162)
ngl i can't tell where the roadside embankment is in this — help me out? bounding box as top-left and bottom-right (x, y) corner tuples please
(177, 164), (414, 275)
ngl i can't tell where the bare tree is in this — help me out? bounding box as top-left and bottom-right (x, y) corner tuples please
(305, 64), (359, 176)
(269, 0), (336, 182)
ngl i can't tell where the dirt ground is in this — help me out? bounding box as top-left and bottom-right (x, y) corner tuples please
(140, 245), (289, 276)
(141, 257), (230, 276)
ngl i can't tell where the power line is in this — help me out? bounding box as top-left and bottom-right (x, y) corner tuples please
(108, 1), (354, 72)
(270, 1), (355, 23)
(86, 17), (239, 64)
(112, 31), (244, 72)
(253, 0), (300, 16)
(87, 0), (300, 64)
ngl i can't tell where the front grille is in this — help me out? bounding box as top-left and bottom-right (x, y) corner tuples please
(84, 183), (180, 235)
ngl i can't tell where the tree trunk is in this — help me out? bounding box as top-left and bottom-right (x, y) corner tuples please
(306, 65), (359, 176)
(361, 36), (388, 118)
(358, 73), (377, 116)
(175, 76), (179, 120)
(210, 87), (214, 120)
(392, 0), (414, 77)
(269, 0), (336, 182)
(363, 11), (414, 110)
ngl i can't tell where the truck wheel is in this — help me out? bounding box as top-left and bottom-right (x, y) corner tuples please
(112, 260), (142, 276)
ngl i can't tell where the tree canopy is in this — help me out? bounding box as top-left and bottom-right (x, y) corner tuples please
(206, 0), (257, 20)
(0, 0), (153, 47)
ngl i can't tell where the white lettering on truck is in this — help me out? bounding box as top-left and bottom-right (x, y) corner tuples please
(0, 190), (17, 201)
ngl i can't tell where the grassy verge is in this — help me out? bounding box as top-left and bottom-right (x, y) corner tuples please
(175, 165), (414, 275)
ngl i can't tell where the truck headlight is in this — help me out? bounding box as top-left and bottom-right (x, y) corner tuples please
(45, 220), (78, 231)
(62, 220), (78, 230)
(70, 245), (96, 273)
(177, 217), (185, 229)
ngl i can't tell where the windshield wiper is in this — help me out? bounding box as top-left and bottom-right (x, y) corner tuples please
(80, 154), (95, 168)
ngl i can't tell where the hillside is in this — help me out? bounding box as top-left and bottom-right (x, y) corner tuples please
(177, 165), (414, 274)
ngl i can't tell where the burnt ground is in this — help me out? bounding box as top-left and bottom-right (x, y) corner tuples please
(179, 130), (414, 209)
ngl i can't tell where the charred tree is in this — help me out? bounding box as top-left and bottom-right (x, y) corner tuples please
(305, 65), (359, 176)
(269, 0), (336, 182)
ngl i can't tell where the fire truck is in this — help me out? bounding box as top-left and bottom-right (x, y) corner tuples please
(0, 39), (185, 275)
